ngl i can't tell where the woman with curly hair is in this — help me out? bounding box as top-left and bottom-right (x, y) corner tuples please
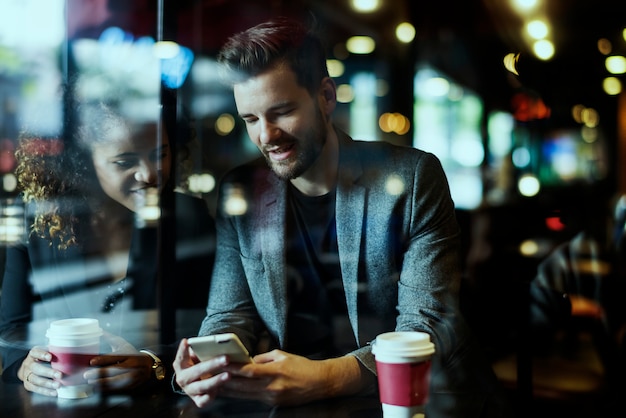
(0, 100), (215, 397)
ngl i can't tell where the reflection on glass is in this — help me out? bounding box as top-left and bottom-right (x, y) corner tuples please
(0, 198), (25, 245)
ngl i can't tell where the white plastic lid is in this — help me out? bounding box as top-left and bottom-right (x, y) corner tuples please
(372, 331), (435, 358)
(46, 318), (103, 340)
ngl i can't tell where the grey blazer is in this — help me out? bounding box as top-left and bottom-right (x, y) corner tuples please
(199, 130), (509, 416)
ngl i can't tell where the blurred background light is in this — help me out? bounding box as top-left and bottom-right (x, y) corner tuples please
(215, 113), (236, 135)
(350, 0), (381, 13)
(597, 38), (612, 55)
(513, 0), (538, 12)
(153, 41), (180, 59)
(336, 84), (355, 103)
(518, 174), (541, 196)
(603, 76), (622, 95)
(346, 36), (376, 54)
(326, 59), (345, 77)
(527, 20), (548, 40)
(423, 77), (450, 97)
(533, 39), (555, 60)
(0, 0), (64, 48)
(605, 55), (626, 74)
(188, 173), (216, 194)
(395, 22), (416, 43)
(385, 175), (405, 196)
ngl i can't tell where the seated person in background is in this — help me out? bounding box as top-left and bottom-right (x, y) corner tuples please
(173, 17), (512, 417)
(0, 97), (215, 396)
(529, 195), (626, 384)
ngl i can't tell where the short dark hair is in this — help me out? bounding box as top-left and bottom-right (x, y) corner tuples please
(217, 17), (329, 95)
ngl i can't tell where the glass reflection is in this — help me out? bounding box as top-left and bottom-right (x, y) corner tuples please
(0, 99), (215, 395)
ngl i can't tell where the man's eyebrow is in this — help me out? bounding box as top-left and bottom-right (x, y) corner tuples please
(238, 101), (295, 119)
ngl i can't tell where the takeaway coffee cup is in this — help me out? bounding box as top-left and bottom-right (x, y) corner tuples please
(372, 331), (435, 418)
(46, 318), (103, 399)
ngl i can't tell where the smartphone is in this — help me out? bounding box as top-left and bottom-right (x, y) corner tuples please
(187, 333), (253, 364)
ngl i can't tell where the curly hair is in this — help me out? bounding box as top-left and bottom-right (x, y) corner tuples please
(15, 101), (198, 250)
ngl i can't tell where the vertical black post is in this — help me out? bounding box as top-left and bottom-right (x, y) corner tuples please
(157, 0), (178, 345)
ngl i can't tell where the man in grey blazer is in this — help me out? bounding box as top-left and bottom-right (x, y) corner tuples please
(173, 17), (511, 417)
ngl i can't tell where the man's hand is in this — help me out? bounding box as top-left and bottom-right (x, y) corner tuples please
(173, 338), (234, 408)
(219, 350), (366, 406)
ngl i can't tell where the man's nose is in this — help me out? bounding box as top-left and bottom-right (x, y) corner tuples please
(259, 120), (280, 145)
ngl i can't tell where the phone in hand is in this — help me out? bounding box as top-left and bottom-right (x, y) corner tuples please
(187, 333), (253, 364)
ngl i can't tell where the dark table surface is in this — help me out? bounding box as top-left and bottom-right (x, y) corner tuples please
(0, 379), (385, 418)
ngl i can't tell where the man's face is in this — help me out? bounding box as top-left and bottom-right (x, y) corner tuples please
(233, 64), (328, 180)
(90, 123), (171, 212)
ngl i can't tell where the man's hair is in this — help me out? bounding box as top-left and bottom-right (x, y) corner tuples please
(217, 17), (329, 95)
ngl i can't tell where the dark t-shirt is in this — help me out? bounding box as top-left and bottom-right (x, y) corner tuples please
(284, 184), (347, 358)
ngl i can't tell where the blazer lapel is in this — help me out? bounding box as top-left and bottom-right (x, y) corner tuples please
(258, 176), (288, 346)
(335, 132), (366, 347)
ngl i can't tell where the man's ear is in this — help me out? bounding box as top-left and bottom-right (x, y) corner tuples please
(318, 77), (337, 116)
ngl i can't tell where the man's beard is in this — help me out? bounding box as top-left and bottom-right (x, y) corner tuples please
(264, 110), (327, 180)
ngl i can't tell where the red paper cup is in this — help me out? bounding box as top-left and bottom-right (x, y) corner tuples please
(372, 332), (435, 418)
(46, 318), (102, 399)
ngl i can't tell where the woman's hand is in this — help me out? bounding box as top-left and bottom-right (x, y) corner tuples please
(84, 332), (152, 392)
(18, 346), (61, 397)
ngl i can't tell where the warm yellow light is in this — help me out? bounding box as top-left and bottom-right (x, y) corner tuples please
(503, 53), (520, 75)
(519, 239), (539, 256)
(346, 36), (376, 54)
(581, 126), (598, 144)
(336, 84), (354, 103)
(153, 41), (180, 59)
(518, 174), (540, 196)
(188, 173), (216, 194)
(395, 22), (416, 43)
(527, 20), (548, 40)
(581, 107), (599, 128)
(351, 0), (380, 13)
(215, 113), (235, 136)
(571, 104), (585, 124)
(326, 59), (345, 77)
(606, 56), (626, 74)
(385, 175), (405, 196)
(533, 39), (554, 60)
(2, 173), (17, 192)
(598, 38), (612, 55)
(379, 112), (410, 135)
(513, 0), (538, 12)
(603, 77), (622, 96)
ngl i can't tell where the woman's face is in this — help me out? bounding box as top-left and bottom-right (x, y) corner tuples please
(90, 122), (171, 212)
